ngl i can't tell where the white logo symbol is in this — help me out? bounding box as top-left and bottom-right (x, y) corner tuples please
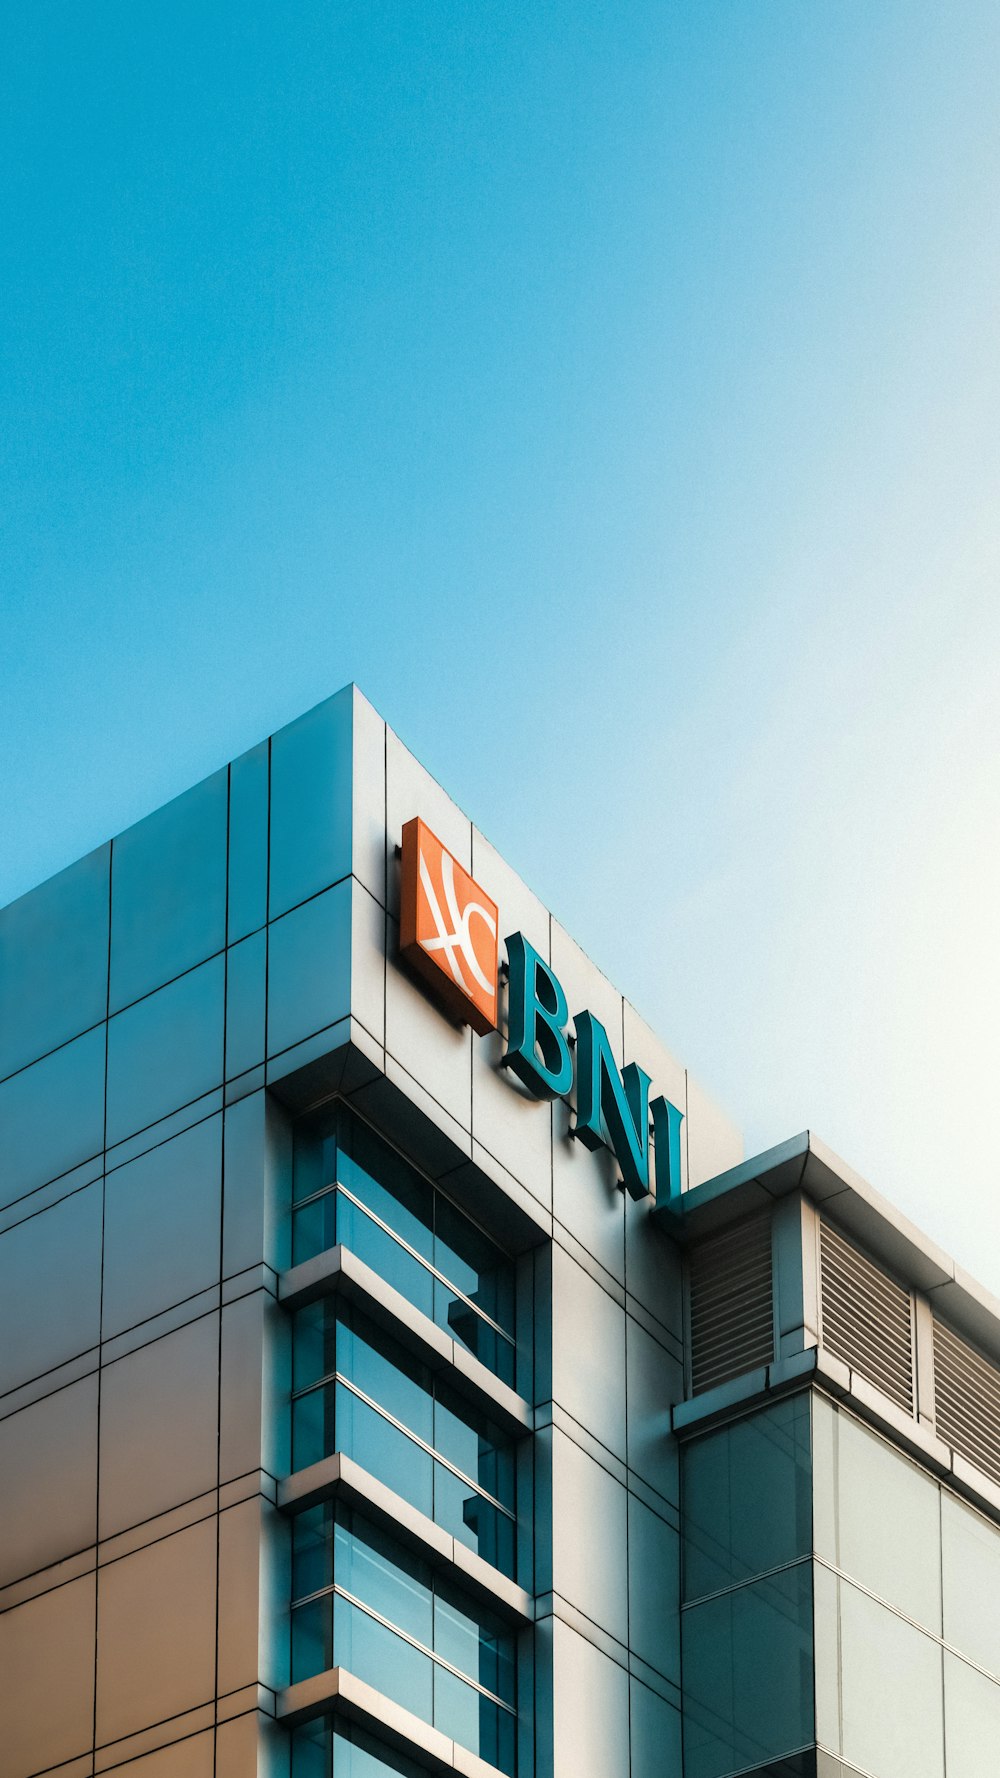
(419, 848), (497, 1000)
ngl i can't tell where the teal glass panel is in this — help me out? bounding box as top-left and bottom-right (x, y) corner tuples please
(0, 844), (109, 1082)
(434, 1195), (515, 1339)
(433, 1461), (515, 1575)
(289, 1504), (516, 1773)
(338, 1112), (434, 1264)
(683, 1395), (812, 1602)
(337, 1193), (435, 1320)
(334, 1591), (434, 1721)
(682, 1563), (814, 1778)
(336, 1309), (435, 1445)
(335, 1384), (434, 1521)
(290, 1108), (517, 1385)
(109, 769), (227, 1013)
(333, 1510), (433, 1650)
(434, 1379), (515, 1512)
(291, 1719), (430, 1778)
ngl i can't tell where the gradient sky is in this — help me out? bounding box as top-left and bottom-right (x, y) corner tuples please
(3, 5), (1000, 1284)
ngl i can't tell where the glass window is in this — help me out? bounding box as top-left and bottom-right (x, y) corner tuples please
(682, 1563), (814, 1778)
(292, 1108), (516, 1386)
(682, 1395), (812, 1602)
(942, 1490), (1000, 1678)
(290, 1506), (516, 1775)
(291, 1304), (517, 1576)
(291, 1718), (429, 1778)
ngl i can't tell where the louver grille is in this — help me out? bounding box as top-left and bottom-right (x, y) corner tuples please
(934, 1321), (1000, 1490)
(689, 1215), (774, 1396)
(820, 1221), (914, 1413)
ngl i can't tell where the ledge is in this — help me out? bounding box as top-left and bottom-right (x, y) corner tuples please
(278, 1452), (532, 1626)
(279, 1244), (532, 1438)
(277, 1665), (510, 1778)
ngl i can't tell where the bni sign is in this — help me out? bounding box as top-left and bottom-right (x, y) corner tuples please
(399, 818), (683, 1204)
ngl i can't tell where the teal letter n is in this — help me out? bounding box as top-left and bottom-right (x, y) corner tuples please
(574, 1010), (652, 1198)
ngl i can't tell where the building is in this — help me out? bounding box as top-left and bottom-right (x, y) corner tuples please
(2, 683), (1000, 1778)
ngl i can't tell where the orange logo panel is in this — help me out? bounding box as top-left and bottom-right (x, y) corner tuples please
(399, 819), (499, 1034)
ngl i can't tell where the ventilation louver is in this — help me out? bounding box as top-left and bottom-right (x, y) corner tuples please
(819, 1220), (914, 1414)
(689, 1215), (774, 1396)
(933, 1320), (1000, 1491)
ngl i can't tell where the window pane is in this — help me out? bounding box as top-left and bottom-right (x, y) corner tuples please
(434, 1382), (515, 1509)
(434, 1196), (515, 1338)
(338, 1385), (434, 1518)
(434, 1463), (515, 1577)
(337, 1310), (434, 1446)
(682, 1563), (814, 1778)
(338, 1112), (434, 1264)
(291, 1506), (333, 1602)
(292, 1719), (430, 1778)
(339, 1195), (434, 1320)
(292, 1193), (337, 1266)
(683, 1395), (812, 1602)
(334, 1592), (433, 1723)
(334, 1511), (433, 1650)
(433, 1665), (515, 1774)
(291, 1596), (333, 1682)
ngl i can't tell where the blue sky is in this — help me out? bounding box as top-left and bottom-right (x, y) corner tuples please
(3, 4), (1000, 1283)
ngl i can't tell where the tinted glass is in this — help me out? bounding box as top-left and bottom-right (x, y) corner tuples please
(291, 1719), (429, 1778)
(289, 1504), (516, 1773)
(292, 1107), (516, 1384)
(682, 1564), (814, 1778)
(683, 1395), (812, 1601)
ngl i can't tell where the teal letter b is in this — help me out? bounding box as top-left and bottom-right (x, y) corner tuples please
(504, 933), (573, 1100)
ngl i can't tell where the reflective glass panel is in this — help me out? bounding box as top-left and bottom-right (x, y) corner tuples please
(289, 1505), (516, 1774)
(291, 1719), (429, 1778)
(682, 1395), (812, 1602)
(682, 1563), (814, 1778)
(291, 1108), (516, 1385)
